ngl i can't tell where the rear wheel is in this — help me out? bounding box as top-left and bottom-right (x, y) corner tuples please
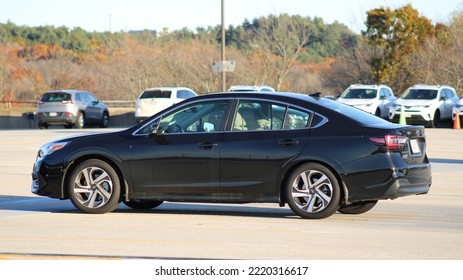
(338, 200), (378, 215)
(68, 159), (120, 214)
(285, 163), (340, 219)
(123, 200), (163, 210)
(38, 122), (48, 129)
(75, 112), (85, 128)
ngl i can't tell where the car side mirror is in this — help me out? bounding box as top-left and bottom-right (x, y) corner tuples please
(440, 96), (447, 101)
(379, 96), (387, 100)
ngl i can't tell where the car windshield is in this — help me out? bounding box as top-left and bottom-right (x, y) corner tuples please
(401, 89), (437, 100)
(41, 93), (71, 102)
(140, 90), (172, 99)
(340, 88), (377, 99)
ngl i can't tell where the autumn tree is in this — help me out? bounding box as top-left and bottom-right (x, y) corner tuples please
(363, 4), (436, 92)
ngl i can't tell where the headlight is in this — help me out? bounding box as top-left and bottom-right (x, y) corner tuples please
(38, 142), (69, 157)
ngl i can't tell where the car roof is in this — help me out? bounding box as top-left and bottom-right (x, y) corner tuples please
(142, 87), (193, 91)
(409, 84), (452, 90)
(44, 90), (89, 94)
(348, 84), (389, 89)
(228, 85), (275, 92)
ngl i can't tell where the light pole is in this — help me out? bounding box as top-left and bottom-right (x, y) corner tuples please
(221, 0), (226, 91)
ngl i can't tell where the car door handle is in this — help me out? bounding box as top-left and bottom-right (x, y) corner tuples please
(198, 142), (219, 149)
(278, 139), (299, 147)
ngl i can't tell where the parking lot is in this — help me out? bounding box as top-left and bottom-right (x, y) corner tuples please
(0, 128), (462, 259)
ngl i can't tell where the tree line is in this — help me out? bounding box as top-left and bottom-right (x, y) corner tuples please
(1, 4), (462, 102)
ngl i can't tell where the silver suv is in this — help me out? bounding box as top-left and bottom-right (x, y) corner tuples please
(389, 85), (459, 127)
(337, 84), (396, 119)
(37, 90), (109, 129)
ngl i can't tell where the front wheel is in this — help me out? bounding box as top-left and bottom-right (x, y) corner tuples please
(338, 200), (378, 215)
(75, 112), (85, 128)
(285, 163), (340, 219)
(431, 110), (440, 128)
(100, 112), (109, 128)
(68, 159), (120, 214)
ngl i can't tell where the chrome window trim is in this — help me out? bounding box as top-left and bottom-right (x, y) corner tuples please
(132, 95), (330, 136)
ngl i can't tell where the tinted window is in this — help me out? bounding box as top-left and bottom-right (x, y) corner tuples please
(232, 100), (311, 131)
(233, 100), (287, 131)
(158, 100), (229, 133)
(177, 90), (196, 99)
(41, 92), (71, 102)
(322, 100), (389, 125)
(140, 90), (171, 99)
(341, 88), (377, 99)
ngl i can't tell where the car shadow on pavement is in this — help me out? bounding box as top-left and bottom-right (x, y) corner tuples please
(0, 195), (299, 219)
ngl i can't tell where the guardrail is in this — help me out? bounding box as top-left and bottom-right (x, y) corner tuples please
(0, 100), (135, 108)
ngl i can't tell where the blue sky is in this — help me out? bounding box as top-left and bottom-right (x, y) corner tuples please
(1, 0), (462, 33)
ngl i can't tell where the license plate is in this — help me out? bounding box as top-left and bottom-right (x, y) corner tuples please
(49, 112), (57, 117)
(410, 139), (421, 154)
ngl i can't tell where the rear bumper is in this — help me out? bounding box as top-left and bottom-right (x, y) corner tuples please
(38, 113), (77, 125)
(343, 162), (432, 203)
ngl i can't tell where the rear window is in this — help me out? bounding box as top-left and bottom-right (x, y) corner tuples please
(40, 92), (72, 102)
(140, 90), (172, 99)
(322, 99), (389, 125)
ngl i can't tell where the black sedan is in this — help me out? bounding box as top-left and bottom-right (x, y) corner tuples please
(31, 92), (432, 219)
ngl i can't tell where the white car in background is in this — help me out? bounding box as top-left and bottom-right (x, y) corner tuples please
(389, 84), (459, 128)
(228, 85), (275, 92)
(337, 84), (396, 119)
(134, 87), (197, 122)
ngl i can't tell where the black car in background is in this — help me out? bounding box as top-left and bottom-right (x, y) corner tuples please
(31, 92), (432, 219)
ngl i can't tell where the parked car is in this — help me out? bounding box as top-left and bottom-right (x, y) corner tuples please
(228, 85), (275, 92)
(453, 97), (463, 124)
(337, 84), (396, 119)
(37, 90), (109, 129)
(389, 84), (459, 127)
(134, 87), (197, 122)
(32, 92), (431, 219)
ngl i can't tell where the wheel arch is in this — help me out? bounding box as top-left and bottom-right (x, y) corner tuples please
(62, 154), (127, 201)
(279, 158), (347, 207)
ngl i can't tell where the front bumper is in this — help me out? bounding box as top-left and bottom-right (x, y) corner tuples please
(31, 157), (67, 199)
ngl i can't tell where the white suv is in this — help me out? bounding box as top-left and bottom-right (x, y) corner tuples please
(134, 87), (197, 122)
(389, 84), (459, 127)
(337, 84), (396, 119)
(228, 85), (275, 92)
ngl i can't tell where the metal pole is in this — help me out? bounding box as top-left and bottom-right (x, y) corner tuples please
(221, 0), (226, 91)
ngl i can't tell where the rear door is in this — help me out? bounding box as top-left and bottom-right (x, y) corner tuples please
(219, 99), (311, 201)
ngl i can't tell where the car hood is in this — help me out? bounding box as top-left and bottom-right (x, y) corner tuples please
(396, 99), (435, 106)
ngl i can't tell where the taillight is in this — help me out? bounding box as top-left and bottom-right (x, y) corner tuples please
(38, 101), (45, 105)
(62, 100), (74, 104)
(370, 135), (408, 151)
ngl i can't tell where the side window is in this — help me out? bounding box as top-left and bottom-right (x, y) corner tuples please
(158, 100), (229, 134)
(445, 89), (456, 99)
(283, 107), (310, 129)
(232, 100), (285, 131)
(232, 100), (310, 131)
(177, 90), (196, 99)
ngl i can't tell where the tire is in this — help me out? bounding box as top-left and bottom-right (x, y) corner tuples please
(75, 112), (85, 129)
(285, 163), (340, 219)
(123, 199), (163, 210)
(99, 112), (110, 128)
(38, 122), (48, 129)
(64, 124), (74, 129)
(431, 111), (440, 128)
(68, 159), (120, 214)
(338, 200), (378, 215)
(375, 108), (381, 118)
